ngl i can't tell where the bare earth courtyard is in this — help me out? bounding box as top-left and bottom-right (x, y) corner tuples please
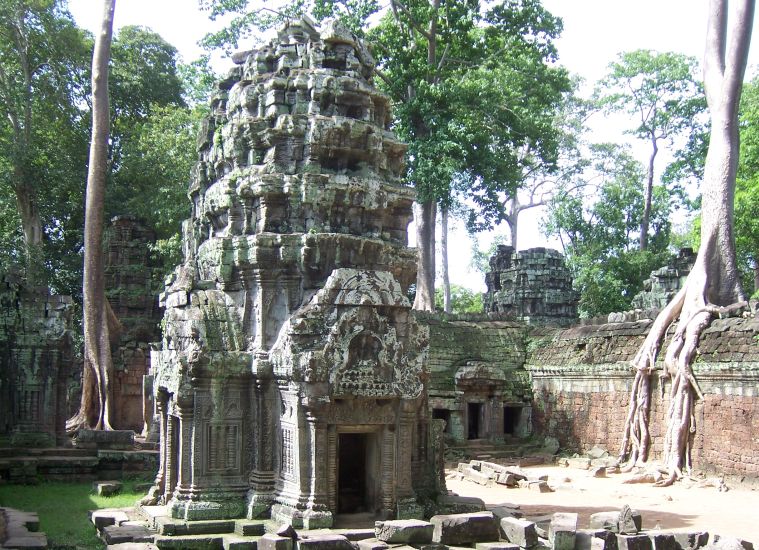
(447, 465), (759, 546)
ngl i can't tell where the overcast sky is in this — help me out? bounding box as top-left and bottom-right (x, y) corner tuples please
(68, 0), (759, 291)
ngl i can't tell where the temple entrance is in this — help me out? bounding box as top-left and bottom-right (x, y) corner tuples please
(467, 402), (483, 439)
(337, 432), (380, 514)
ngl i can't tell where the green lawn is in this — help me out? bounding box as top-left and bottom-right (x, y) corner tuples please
(0, 480), (146, 550)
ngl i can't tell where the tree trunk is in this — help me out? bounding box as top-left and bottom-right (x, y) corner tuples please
(441, 205), (451, 313)
(641, 137), (659, 251)
(67, 0), (117, 434)
(620, 0), (752, 485)
(754, 261), (759, 291)
(413, 200), (437, 311)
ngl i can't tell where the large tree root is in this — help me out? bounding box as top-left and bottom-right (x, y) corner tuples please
(619, 275), (747, 486)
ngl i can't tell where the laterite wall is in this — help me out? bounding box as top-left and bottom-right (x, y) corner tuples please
(527, 317), (759, 477)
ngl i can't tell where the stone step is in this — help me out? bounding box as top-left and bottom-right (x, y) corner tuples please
(155, 516), (236, 536)
(154, 533), (226, 549)
(223, 534), (260, 550)
(235, 520), (266, 536)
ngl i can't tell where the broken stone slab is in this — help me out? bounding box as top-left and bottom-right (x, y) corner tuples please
(496, 473), (520, 487)
(259, 533), (295, 550)
(2, 533), (48, 549)
(476, 543), (521, 550)
(375, 520), (433, 544)
(490, 506), (523, 521)
(461, 466), (494, 486)
(673, 532), (709, 550)
(357, 538), (389, 550)
(437, 495), (486, 515)
(616, 534), (652, 550)
(430, 512), (499, 545)
(91, 508), (130, 529)
(106, 543), (159, 550)
(587, 445), (609, 459)
(549, 513), (578, 550)
(296, 534), (356, 550)
(500, 517), (538, 548)
(95, 481), (124, 497)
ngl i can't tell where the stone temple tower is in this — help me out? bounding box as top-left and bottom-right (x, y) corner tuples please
(147, 18), (439, 527)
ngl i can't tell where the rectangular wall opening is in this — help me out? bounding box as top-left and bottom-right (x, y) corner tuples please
(432, 408), (451, 434)
(503, 405), (522, 435)
(338, 432), (379, 514)
(467, 402), (483, 440)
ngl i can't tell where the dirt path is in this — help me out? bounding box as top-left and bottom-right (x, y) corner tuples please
(447, 465), (758, 545)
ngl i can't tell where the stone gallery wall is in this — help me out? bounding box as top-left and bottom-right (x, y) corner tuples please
(420, 314), (534, 442)
(0, 272), (73, 446)
(527, 317), (759, 477)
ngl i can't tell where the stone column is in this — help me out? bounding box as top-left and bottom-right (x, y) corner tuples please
(247, 375), (275, 518)
(165, 412), (178, 501)
(304, 410), (330, 515)
(175, 397), (194, 494)
(380, 426), (396, 518)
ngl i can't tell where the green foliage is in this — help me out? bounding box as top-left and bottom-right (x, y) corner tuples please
(736, 77), (759, 295)
(469, 234), (509, 275)
(0, 480), (147, 550)
(544, 143), (672, 317)
(434, 284), (483, 314)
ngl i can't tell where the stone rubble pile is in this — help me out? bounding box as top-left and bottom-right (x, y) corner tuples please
(556, 445), (620, 476)
(448, 461), (554, 493)
(85, 505), (756, 550)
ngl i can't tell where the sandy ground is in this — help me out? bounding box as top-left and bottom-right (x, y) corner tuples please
(446, 465), (759, 545)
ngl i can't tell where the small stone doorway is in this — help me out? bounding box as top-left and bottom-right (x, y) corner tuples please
(467, 402), (483, 440)
(337, 432), (380, 514)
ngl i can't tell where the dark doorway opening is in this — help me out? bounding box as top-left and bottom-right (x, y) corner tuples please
(503, 405), (522, 435)
(467, 402), (482, 440)
(432, 408), (451, 433)
(338, 433), (367, 513)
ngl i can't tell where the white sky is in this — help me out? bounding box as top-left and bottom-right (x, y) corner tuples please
(68, 0), (759, 292)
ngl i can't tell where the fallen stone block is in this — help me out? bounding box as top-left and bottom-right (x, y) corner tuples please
(490, 506), (522, 521)
(259, 534), (295, 550)
(357, 538), (389, 550)
(437, 495), (486, 515)
(589, 512), (620, 532)
(587, 445), (609, 459)
(617, 506), (642, 535)
(296, 534), (355, 550)
(528, 481), (552, 493)
(496, 473), (520, 487)
(500, 517), (538, 548)
(648, 532), (677, 550)
(462, 467), (494, 486)
(95, 481), (123, 497)
(375, 519), (433, 544)
(617, 534), (652, 550)
(2, 533), (48, 549)
(549, 513), (578, 550)
(673, 532), (709, 550)
(107, 543), (159, 550)
(431, 512), (499, 545)
(475, 543), (521, 550)
(591, 467), (607, 478)
(91, 509), (130, 529)
(102, 524), (155, 545)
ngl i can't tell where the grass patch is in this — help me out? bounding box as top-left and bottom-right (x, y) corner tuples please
(0, 480), (145, 550)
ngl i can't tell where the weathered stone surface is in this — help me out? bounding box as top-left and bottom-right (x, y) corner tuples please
(617, 506), (642, 535)
(500, 517), (538, 548)
(435, 495), (486, 515)
(95, 481), (124, 497)
(102, 524), (155, 545)
(673, 532), (709, 550)
(107, 544), (159, 550)
(91, 509), (130, 529)
(647, 532), (677, 550)
(475, 543), (521, 550)
(296, 534), (355, 550)
(589, 512), (621, 532)
(374, 520), (433, 543)
(259, 534), (295, 550)
(549, 513), (577, 550)
(430, 512), (499, 545)
(709, 536), (754, 550)
(616, 535), (653, 550)
(357, 538), (388, 550)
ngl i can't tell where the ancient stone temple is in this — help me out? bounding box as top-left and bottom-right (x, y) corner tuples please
(147, 18), (439, 527)
(0, 271), (73, 447)
(483, 246), (578, 326)
(630, 248), (696, 311)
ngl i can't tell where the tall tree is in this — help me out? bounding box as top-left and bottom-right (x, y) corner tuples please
(0, 0), (88, 268)
(621, 0), (753, 485)
(544, 143), (672, 317)
(68, 0), (117, 433)
(596, 50), (704, 251)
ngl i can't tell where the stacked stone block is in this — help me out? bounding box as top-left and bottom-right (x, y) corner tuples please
(483, 246), (578, 326)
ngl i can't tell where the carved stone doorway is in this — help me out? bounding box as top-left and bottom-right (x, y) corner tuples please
(467, 402), (483, 440)
(337, 432), (380, 514)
